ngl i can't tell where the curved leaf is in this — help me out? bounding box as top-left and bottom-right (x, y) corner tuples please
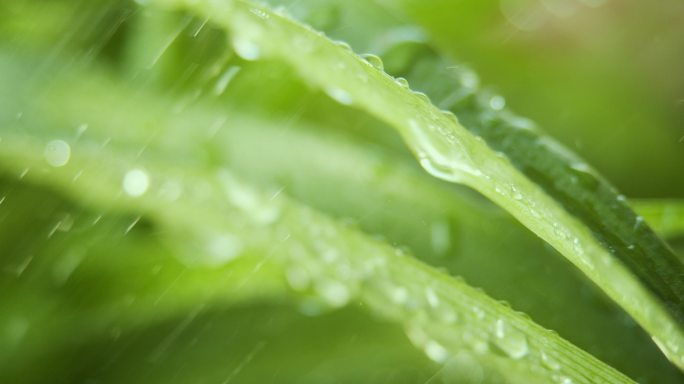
(141, 0), (684, 369)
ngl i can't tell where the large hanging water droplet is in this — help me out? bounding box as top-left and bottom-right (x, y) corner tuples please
(491, 319), (529, 359)
(360, 54), (383, 71)
(45, 140), (71, 167)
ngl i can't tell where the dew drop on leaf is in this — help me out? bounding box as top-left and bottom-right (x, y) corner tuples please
(540, 350), (562, 371)
(394, 77), (409, 89)
(491, 319), (529, 359)
(413, 91), (430, 103)
(334, 40), (353, 52)
(441, 110), (459, 124)
(45, 140), (71, 167)
(360, 54), (383, 71)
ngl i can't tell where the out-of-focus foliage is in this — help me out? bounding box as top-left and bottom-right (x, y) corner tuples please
(1, 0), (683, 383)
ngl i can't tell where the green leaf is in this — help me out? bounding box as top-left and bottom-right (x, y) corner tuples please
(0, 51), (635, 383)
(138, 0), (684, 371)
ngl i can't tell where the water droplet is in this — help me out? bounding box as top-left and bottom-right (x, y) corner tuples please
(45, 140), (71, 167)
(316, 279), (350, 307)
(491, 319), (529, 359)
(325, 86), (354, 105)
(490, 95), (506, 110)
(424, 340), (448, 362)
(413, 91), (430, 103)
(248, 8), (269, 19)
(273, 5), (290, 17)
(425, 287), (439, 308)
(286, 265), (310, 291)
(540, 350), (561, 371)
(392, 286), (408, 304)
(516, 311), (531, 321)
(459, 71), (480, 89)
(232, 37), (261, 60)
(617, 195), (627, 202)
(334, 40), (352, 52)
(553, 376), (573, 384)
(569, 162), (592, 173)
(510, 185), (522, 200)
(360, 54), (383, 71)
(472, 306), (485, 319)
(394, 77), (409, 89)
(634, 216), (644, 231)
(123, 168), (150, 197)
(441, 110), (459, 123)
(205, 233), (242, 265)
